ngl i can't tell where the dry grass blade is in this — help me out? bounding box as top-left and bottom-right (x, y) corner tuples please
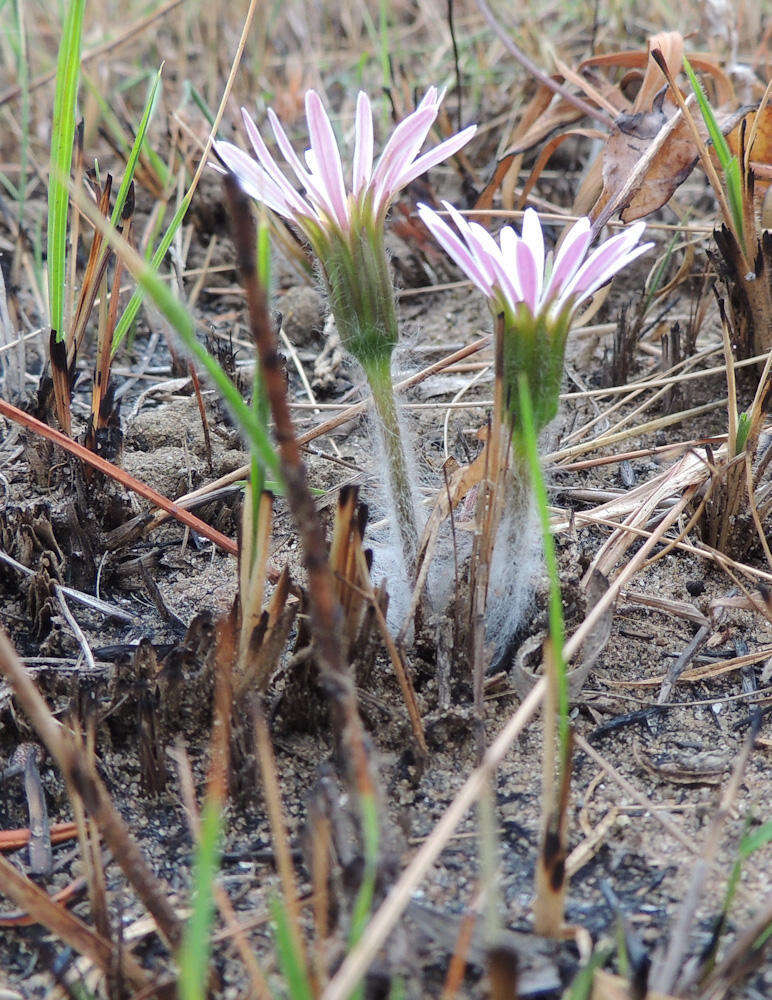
(320, 680), (546, 1000)
(0, 851), (149, 990)
(222, 173), (376, 805)
(651, 717), (761, 995)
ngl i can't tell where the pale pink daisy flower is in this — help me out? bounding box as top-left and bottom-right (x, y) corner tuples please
(417, 202), (653, 436)
(417, 203), (652, 321)
(215, 88), (476, 238)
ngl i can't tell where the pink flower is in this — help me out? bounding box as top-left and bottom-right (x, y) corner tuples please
(417, 203), (652, 320)
(214, 88), (476, 237)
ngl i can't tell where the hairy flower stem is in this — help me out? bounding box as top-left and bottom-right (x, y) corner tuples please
(366, 356), (420, 576)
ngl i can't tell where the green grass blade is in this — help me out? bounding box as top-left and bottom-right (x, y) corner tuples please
(47, 0), (86, 343)
(566, 947), (613, 1000)
(177, 799), (222, 1000)
(682, 57), (732, 169)
(249, 215), (272, 562)
(109, 65), (163, 228)
(683, 56), (745, 247)
(516, 375), (569, 774)
(13, 0), (30, 229)
(111, 189), (191, 356)
(271, 895), (314, 1000)
(724, 156), (745, 249)
(76, 192), (280, 473)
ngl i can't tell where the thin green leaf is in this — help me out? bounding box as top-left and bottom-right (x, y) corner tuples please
(516, 375), (569, 775)
(110, 65), (163, 228)
(724, 157), (746, 250)
(249, 215), (272, 561)
(683, 56), (745, 248)
(565, 948), (613, 1000)
(73, 188), (280, 474)
(683, 57), (733, 169)
(739, 819), (772, 859)
(178, 799), (222, 1000)
(736, 411), (751, 453)
(111, 189), (191, 356)
(47, 0), (86, 343)
(271, 895), (314, 1000)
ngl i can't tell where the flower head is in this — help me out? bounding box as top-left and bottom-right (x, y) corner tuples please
(214, 88), (476, 240)
(417, 203), (652, 322)
(418, 203), (653, 439)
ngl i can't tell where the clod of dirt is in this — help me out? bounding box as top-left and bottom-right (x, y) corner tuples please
(278, 285), (326, 348)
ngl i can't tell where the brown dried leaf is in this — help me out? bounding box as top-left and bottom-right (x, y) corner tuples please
(600, 94), (748, 222)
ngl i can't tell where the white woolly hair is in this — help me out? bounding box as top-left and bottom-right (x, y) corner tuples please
(358, 338), (467, 631)
(365, 404), (422, 628)
(484, 476), (543, 665)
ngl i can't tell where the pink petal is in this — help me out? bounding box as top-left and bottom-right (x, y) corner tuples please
(305, 90), (349, 229)
(563, 221), (647, 301)
(240, 108), (311, 217)
(214, 141), (300, 219)
(543, 217), (592, 300)
(498, 226), (524, 302)
(267, 107), (337, 225)
(370, 106), (437, 212)
(392, 124), (477, 191)
(571, 242), (654, 308)
(417, 203), (493, 295)
(417, 86), (439, 111)
(521, 208), (544, 304)
(444, 203), (495, 282)
(515, 239), (539, 312)
(352, 91), (373, 195)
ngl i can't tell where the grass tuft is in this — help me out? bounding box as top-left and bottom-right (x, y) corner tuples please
(47, 0), (85, 343)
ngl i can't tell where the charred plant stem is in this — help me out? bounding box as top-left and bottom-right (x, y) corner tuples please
(223, 173), (375, 804)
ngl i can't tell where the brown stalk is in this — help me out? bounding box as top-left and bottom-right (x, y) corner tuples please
(69, 174), (115, 365)
(0, 629), (184, 952)
(0, 396), (237, 555)
(440, 904), (479, 999)
(533, 642), (571, 938)
(222, 172), (375, 804)
(49, 330), (73, 436)
(487, 944), (519, 1000)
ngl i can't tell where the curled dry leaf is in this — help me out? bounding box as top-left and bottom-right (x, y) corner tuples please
(599, 91), (750, 223)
